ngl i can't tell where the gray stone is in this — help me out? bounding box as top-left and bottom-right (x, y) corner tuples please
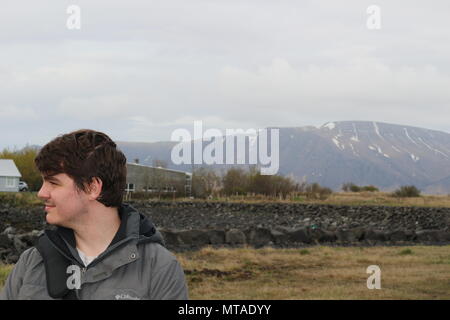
(2, 227), (16, 235)
(17, 230), (44, 247)
(177, 229), (211, 246)
(207, 230), (225, 245)
(387, 230), (416, 241)
(225, 229), (246, 245)
(287, 228), (311, 244)
(13, 236), (27, 253)
(365, 229), (387, 242)
(309, 228), (337, 243)
(416, 230), (450, 242)
(336, 228), (365, 243)
(246, 228), (273, 248)
(0, 234), (13, 249)
(270, 229), (289, 244)
(159, 229), (182, 246)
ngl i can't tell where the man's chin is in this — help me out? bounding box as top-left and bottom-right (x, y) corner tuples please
(46, 214), (72, 229)
(45, 213), (60, 226)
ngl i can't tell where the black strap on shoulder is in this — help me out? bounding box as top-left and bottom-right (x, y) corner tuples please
(35, 234), (79, 300)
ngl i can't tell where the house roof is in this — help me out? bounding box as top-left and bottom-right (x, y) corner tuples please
(0, 159), (22, 177)
(126, 162), (190, 175)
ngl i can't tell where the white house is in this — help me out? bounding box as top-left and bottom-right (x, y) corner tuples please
(0, 159), (22, 192)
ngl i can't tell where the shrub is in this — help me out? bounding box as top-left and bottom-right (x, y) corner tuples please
(0, 192), (41, 207)
(362, 185), (379, 192)
(222, 167), (300, 199)
(392, 185), (421, 198)
(222, 168), (249, 196)
(350, 184), (361, 192)
(341, 182), (354, 192)
(192, 168), (221, 198)
(399, 248), (413, 255)
(342, 183), (379, 192)
(304, 183), (333, 200)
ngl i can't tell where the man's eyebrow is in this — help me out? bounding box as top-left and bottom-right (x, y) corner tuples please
(43, 175), (61, 182)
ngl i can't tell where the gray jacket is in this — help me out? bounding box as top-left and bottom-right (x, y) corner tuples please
(0, 203), (188, 300)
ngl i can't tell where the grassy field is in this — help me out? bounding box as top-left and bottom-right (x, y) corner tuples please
(178, 245), (450, 299)
(131, 192), (450, 208)
(211, 192), (450, 208)
(3, 191), (450, 208)
(301, 192), (450, 208)
(2, 245), (450, 299)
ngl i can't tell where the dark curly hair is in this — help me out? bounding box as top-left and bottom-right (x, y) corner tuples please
(35, 129), (127, 207)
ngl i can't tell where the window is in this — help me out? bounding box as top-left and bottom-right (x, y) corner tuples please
(6, 177), (15, 187)
(125, 183), (135, 192)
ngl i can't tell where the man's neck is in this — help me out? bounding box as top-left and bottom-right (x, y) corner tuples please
(72, 204), (121, 258)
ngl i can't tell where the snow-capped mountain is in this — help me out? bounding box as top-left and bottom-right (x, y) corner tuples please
(116, 121), (450, 193)
(279, 121), (450, 192)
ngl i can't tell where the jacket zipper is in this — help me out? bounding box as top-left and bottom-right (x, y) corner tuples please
(83, 236), (137, 269)
(75, 267), (87, 300)
(73, 238), (136, 299)
(46, 236), (89, 300)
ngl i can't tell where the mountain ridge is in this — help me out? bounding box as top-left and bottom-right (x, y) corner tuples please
(113, 121), (450, 194)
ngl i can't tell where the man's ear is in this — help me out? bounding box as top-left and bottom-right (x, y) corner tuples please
(87, 177), (103, 200)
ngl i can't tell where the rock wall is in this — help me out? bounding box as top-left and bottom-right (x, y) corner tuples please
(134, 201), (450, 251)
(1, 201), (450, 263)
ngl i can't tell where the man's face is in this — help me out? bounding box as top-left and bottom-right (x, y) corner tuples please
(37, 173), (90, 227)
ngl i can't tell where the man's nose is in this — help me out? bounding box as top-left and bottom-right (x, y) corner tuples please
(37, 183), (50, 200)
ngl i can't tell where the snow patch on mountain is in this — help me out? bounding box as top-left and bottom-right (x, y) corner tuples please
(349, 143), (359, 157)
(417, 137), (449, 159)
(392, 145), (402, 153)
(410, 154), (420, 162)
(373, 122), (385, 140)
(323, 122), (336, 130)
(332, 137), (345, 150)
(404, 128), (420, 146)
(368, 145), (390, 158)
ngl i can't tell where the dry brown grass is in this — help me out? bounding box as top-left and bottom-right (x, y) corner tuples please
(2, 245), (449, 299)
(176, 245), (450, 299)
(316, 192), (450, 208)
(180, 192), (450, 208)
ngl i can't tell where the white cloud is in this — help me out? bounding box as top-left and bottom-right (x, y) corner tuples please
(58, 94), (137, 119)
(1, 0), (450, 150)
(0, 105), (38, 120)
(216, 57), (450, 126)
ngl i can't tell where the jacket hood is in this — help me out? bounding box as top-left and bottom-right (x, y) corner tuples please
(110, 202), (165, 247)
(133, 204), (165, 246)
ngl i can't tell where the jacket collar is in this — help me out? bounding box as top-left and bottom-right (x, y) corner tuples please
(48, 203), (164, 260)
(36, 203), (164, 299)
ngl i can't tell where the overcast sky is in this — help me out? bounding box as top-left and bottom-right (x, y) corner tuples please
(1, 0), (450, 150)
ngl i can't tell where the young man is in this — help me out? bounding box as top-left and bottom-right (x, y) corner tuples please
(0, 129), (188, 300)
